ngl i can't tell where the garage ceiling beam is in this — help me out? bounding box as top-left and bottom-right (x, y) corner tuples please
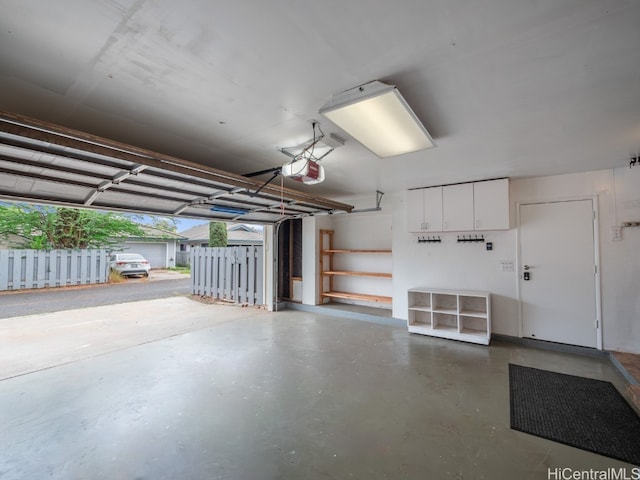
(0, 153), (113, 182)
(0, 137), (241, 196)
(0, 152), (328, 221)
(0, 111), (353, 215)
(0, 162), (189, 205)
(0, 169), (193, 212)
(0, 131), (344, 218)
(84, 165), (148, 206)
(0, 152), (222, 199)
(0, 165), (97, 189)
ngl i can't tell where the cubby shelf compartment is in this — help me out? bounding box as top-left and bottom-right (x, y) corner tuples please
(407, 288), (491, 345)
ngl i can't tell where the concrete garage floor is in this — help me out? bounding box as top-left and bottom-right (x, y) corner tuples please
(0, 298), (634, 479)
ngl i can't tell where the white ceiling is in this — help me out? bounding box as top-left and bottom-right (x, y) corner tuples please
(1, 0), (639, 201)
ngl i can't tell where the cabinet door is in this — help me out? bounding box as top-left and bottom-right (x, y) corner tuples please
(474, 179), (509, 230)
(422, 186), (443, 231)
(406, 189), (425, 232)
(443, 183), (474, 231)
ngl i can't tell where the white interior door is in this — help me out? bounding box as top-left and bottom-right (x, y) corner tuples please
(519, 200), (598, 348)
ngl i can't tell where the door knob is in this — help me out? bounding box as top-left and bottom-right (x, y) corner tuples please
(523, 265), (530, 271)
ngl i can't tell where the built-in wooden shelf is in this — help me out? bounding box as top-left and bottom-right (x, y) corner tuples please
(319, 229), (393, 308)
(322, 270), (392, 278)
(322, 249), (392, 254)
(321, 291), (392, 304)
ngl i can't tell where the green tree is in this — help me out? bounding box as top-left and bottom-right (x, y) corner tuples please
(0, 204), (145, 249)
(148, 216), (177, 233)
(208, 221), (228, 247)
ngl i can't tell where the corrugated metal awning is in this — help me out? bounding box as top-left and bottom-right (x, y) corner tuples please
(0, 111), (353, 224)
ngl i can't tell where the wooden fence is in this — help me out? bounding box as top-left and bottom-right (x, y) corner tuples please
(0, 249), (109, 291)
(191, 246), (263, 305)
(176, 251), (190, 267)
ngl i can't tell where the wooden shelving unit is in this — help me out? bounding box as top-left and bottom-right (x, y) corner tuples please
(322, 270), (392, 278)
(319, 229), (392, 304)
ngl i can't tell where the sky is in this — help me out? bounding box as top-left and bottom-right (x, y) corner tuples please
(137, 215), (263, 233)
(173, 217), (208, 232)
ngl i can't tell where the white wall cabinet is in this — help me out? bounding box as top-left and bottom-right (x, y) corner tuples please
(407, 179), (509, 232)
(407, 187), (442, 232)
(473, 178), (510, 230)
(407, 189), (425, 232)
(407, 288), (491, 345)
(442, 183), (474, 231)
(423, 187), (443, 232)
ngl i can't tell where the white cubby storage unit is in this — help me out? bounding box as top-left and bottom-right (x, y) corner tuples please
(407, 288), (491, 345)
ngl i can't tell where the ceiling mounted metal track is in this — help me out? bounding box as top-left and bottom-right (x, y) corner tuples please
(0, 111), (353, 223)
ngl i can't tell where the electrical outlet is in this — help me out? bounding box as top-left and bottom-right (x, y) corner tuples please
(610, 226), (623, 242)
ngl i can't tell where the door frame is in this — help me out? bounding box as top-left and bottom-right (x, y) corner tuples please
(276, 218), (303, 302)
(516, 195), (603, 350)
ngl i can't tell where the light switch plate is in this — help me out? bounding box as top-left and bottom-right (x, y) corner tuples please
(500, 260), (514, 272)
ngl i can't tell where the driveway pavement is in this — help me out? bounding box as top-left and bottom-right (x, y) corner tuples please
(0, 269), (217, 380)
(0, 270), (191, 319)
(0, 269), (269, 381)
(0, 296), (268, 381)
(123, 269), (190, 283)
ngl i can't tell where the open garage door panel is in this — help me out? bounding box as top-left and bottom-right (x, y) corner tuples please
(0, 111), (353, 223)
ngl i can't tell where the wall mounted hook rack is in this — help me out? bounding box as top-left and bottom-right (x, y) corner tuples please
(457, 234), (485, 243)
(418, 235), (441, 244)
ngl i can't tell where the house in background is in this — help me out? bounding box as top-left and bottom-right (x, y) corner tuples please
(176, 223), (263, 265)
(0, 223), (183, 270)
(111, 225), (184, 269)
(0, 234), (26, 249)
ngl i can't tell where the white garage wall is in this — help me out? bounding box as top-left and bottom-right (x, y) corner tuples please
(391, 194), (518, 336)
(301, 201), (393, 308)
(312, 167), (640, 354)
(263, 225), (275, 311)
(391, 167), (640, 354)
(326, 204), (393, 308)
(510, 167), (640, 354)
(302, 215), (332, 305)
(608, 167), (640, 352)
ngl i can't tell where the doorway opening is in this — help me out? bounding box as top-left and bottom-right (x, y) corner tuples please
(278, 219), (303, 302)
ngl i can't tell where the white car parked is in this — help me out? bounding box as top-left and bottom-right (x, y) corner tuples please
(109, 253), (151, 277)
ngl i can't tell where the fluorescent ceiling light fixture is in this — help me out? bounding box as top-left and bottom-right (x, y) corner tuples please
(319, 81), (435, 158)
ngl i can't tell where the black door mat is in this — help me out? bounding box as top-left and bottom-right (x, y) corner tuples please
(509, 363), (640, 466)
